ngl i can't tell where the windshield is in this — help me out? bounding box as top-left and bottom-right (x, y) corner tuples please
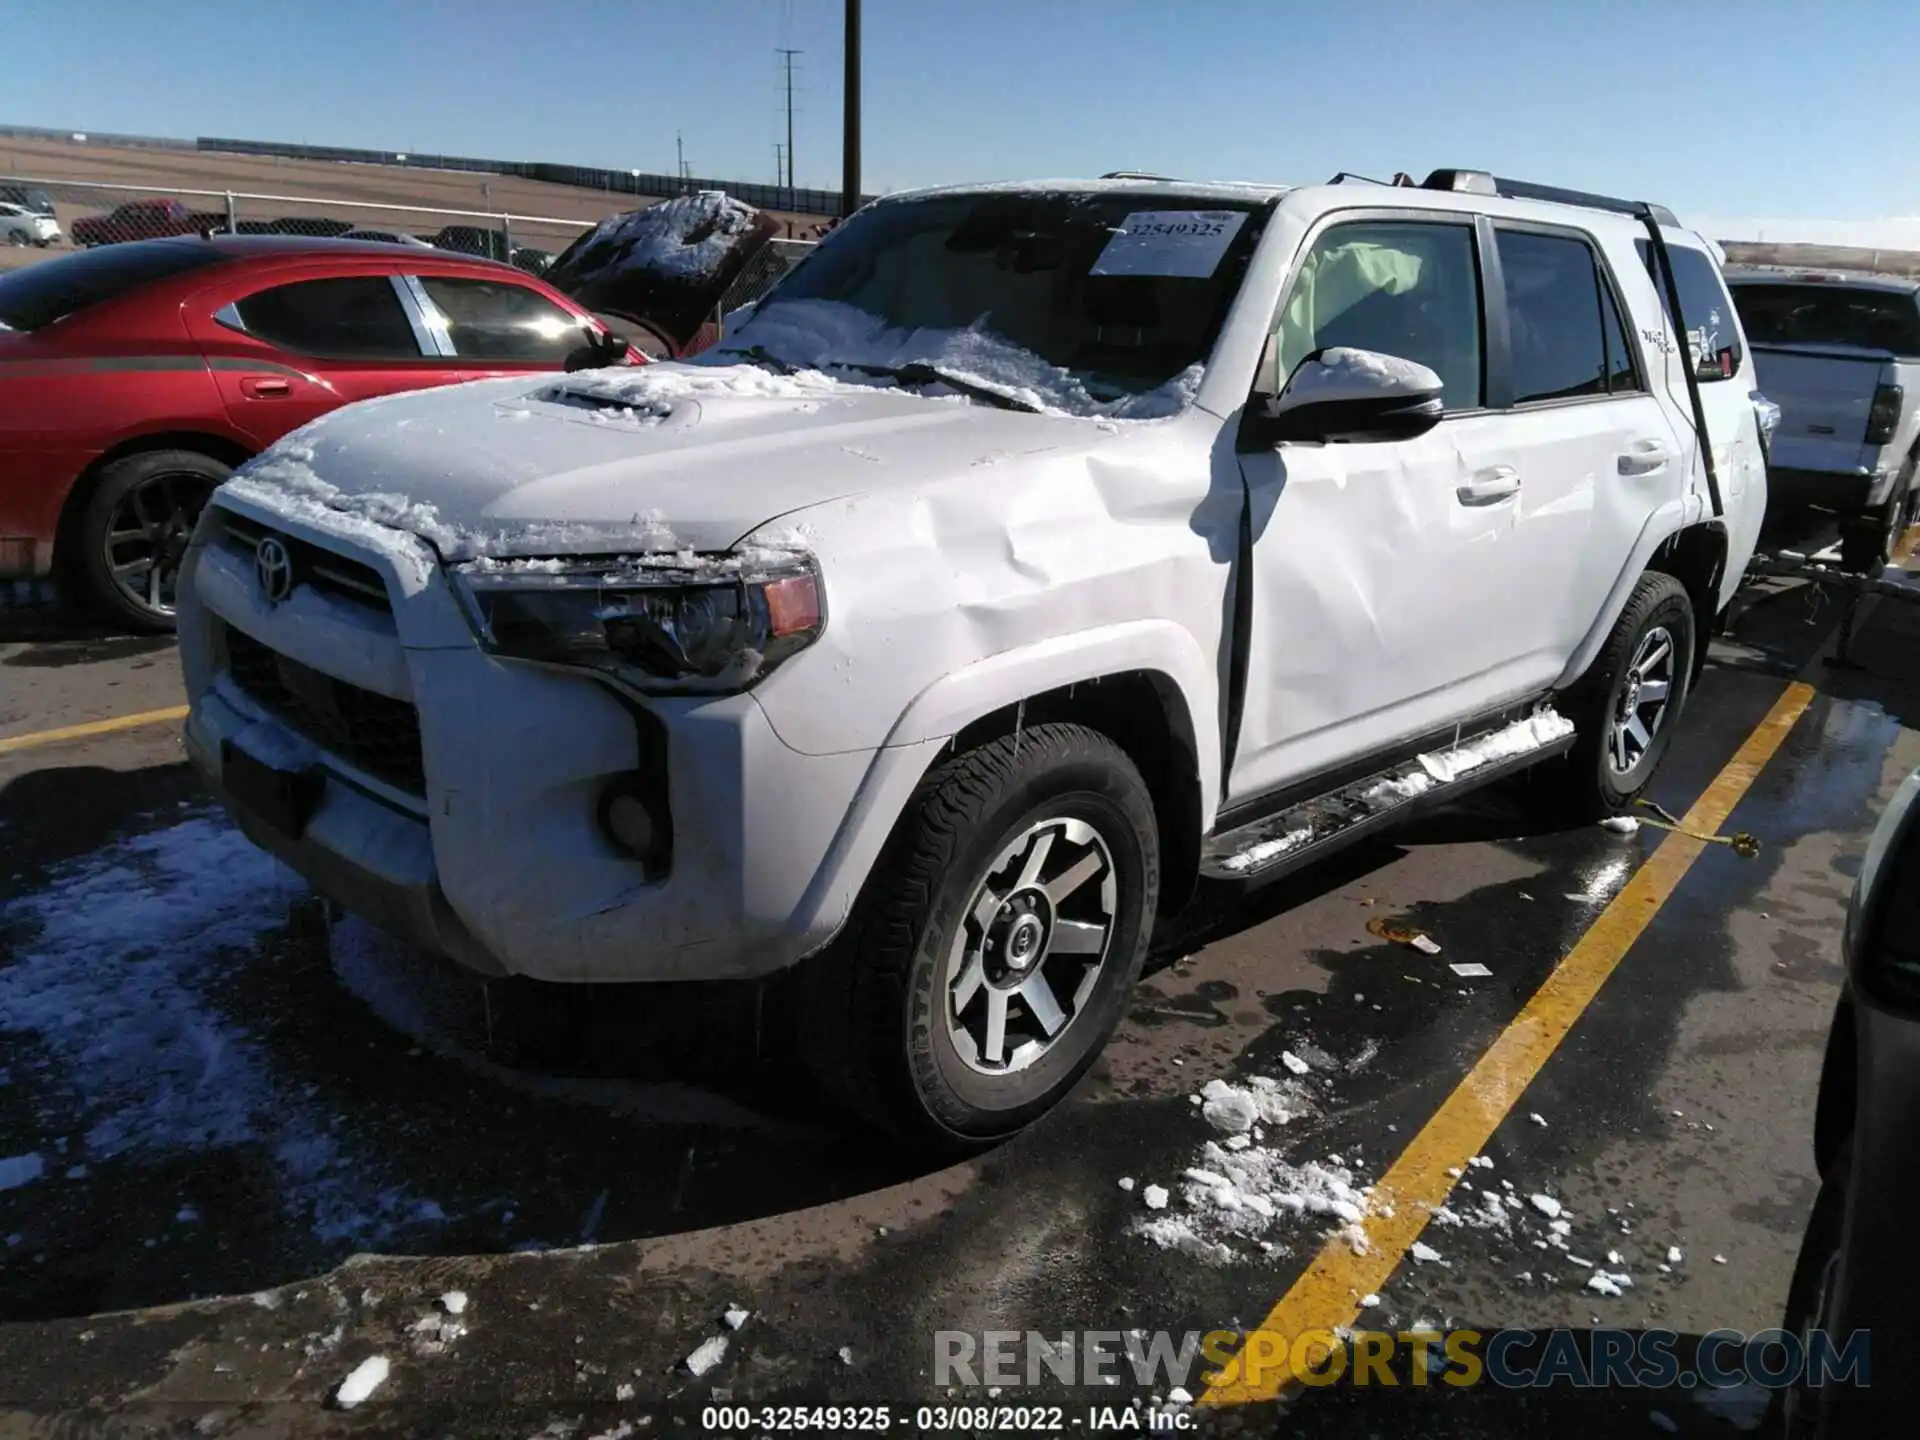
(0, 240), (228, 331)
(716, 189), (1271, 419)
(1732, 282), (1920, 356)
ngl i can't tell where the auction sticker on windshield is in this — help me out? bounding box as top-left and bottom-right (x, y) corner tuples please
(1091, 211), (1249, 278)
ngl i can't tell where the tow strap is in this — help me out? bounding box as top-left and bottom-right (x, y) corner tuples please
(1634, 796), (1760, 857)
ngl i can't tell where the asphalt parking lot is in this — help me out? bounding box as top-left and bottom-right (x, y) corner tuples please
(3, 535), (1918, 1438)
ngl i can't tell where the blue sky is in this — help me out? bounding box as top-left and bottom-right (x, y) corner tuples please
(3, 0), (1917, 221)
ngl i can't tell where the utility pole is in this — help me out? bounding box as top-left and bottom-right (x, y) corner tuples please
(675, 130), (686, 192)
(842, 0), (860, 221)
(777, 46), (802, 208)
(775, 142), (785, 188)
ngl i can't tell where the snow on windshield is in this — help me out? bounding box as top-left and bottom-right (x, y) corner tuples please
(720, 298), (1203, 421)
(562, 190), (759, 284)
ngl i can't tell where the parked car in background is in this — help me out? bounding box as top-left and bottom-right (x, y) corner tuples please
(545, 190), (789, 358)
(509, 246), (554, 276)
(0, 234), (634, 629)
(70, 198), (223, 247)
(268, 217), (355, 238)
(0, 201), (61, 247)
(179, 170), (1768, 1144)
(0, 184), (57, 218)
(341, 229), (434, 248)
(429, 224), (510, 259)
(1727, 268), (1920, 569)
(1781, 763), (1920, 1435)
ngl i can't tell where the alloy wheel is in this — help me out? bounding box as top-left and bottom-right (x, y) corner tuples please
(944, 816), (1117, 1075)
(1608, 624), (1677, 776)
(100, 471), (215, 620)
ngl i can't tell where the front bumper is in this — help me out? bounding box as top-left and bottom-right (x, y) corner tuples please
(179, 490), (899, 984)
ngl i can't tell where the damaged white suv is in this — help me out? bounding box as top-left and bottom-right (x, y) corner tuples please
(179, 171), (1768, 1145)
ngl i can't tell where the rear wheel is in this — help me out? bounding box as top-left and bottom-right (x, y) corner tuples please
(74, 449), (230, 632)
(1544, 571), (1696, 822)
(798, 723), (1159, 1149)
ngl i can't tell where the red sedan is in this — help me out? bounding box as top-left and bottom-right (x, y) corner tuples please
(0, 235), (634, 629)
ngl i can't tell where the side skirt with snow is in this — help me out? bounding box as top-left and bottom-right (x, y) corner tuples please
(1199, 709), (1578, 882)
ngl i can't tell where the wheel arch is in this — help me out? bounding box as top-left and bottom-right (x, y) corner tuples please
(946, 670), (1205, 915)
(53, 430), (254, 574)
(1555, 504), (1725, 692)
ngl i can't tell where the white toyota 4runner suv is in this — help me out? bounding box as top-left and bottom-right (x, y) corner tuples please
(178, 170), (1769, 1145)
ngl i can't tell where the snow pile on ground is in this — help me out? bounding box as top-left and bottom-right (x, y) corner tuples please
(565, 191), (761, 284)
(1363, 710), (1576, 805)
(728, 298), (1205, 421)
(334, 1354), (389, 1408)
(0, 1154), (44, 1191)
(0, 811), (439, 1245)
(1283, 347), (1441, 404)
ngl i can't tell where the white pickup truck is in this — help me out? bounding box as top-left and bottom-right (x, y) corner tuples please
(178, 170), (1769, 1145)
(1726, 268), (1920, 569)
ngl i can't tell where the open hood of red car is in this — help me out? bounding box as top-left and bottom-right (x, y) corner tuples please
(544, 192), (785, 356)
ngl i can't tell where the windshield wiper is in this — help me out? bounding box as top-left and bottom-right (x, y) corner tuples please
(717, 343), (798, 375)
(832, 361), (1043, 414)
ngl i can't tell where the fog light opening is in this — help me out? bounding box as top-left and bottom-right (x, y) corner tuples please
(598, 776), (667, 870)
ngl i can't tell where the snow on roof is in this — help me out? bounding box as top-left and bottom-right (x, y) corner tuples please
(564, 190), (761, 283)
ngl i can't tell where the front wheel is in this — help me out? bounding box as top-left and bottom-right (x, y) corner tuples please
(798, 723), (1160, 1148)
(1544, 570), (1696, 822)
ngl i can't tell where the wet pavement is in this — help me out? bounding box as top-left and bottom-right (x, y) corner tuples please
(3, 545), (1918, 1438)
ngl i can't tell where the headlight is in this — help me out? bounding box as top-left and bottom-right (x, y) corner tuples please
(453, 551), (824, 695)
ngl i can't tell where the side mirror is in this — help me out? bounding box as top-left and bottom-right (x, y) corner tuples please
(1237, 346), (1445, 451)
(564, 330), (633, 373)
(1847, 767), (1920, 1011)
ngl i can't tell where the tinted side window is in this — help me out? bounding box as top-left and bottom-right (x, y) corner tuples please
(1637, 241), (1743, 381)
(1598, 267), (1640, 393)
(1497, 231), (1609, 404)
(233, 276), (423, 360)
(416, 275), (589, 362)
(1272, 220), (1483, 410)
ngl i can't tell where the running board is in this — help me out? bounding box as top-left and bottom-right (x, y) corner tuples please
(1200, 710), (1578, 882)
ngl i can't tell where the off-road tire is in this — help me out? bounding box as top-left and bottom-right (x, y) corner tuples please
(797, 723), (1159, 1150)
(74, 448), (230, 632)
(1544, 570), (1696, 823)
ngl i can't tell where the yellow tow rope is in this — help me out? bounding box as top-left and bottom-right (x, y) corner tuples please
(1633, 797), (1762, 858)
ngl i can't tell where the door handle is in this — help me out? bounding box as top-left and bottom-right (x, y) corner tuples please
(1456, 465), (1521, 506)
(239, 376), (292, 399)
(1617, 440), (1673, 476)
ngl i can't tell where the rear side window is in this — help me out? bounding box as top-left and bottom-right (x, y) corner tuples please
(416, 275), (590, 362)
(1497, 230), (1640, 403)
(1637, 241), (1743, 382)
(1730, 283), (1920, 356)
(0, 241), (226, 330)
(232, 276), (424, 360)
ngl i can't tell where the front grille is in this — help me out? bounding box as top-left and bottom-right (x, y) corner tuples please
(223, 624), (426, 795)
(215, 509), (392, 613)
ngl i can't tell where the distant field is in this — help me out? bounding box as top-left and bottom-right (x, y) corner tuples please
(0, 135), (835, 273)
(1720, 239), (1920, 277)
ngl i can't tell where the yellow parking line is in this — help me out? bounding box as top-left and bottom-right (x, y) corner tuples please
(1203, 681), (1817, 1403)
(0, 705), (188, 756)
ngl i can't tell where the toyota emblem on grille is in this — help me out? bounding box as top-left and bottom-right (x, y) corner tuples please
(255, 536), (294, 605)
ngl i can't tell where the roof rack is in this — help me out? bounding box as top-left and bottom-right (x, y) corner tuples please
(1419, 169), (1679, 228)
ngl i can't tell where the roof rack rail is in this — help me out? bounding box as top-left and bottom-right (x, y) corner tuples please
(1419, 169), (1679, 227)
(1100, 170), (1178, 181)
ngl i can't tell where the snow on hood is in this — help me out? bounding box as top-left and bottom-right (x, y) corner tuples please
(728, 298), (1205, 421)
(220, 361), (1129, 563)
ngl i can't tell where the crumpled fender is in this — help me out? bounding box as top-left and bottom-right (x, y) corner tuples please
(1553, 491), (1709, 689)
(772, 619), (1222, 958)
